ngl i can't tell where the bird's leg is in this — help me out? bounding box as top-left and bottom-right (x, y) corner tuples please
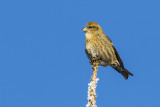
(90, 57), (100, 66)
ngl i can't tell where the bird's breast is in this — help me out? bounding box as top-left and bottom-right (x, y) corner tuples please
(85, 35), (100, 59)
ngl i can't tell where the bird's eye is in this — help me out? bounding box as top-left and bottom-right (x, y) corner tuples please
(88, 26), (94, 29)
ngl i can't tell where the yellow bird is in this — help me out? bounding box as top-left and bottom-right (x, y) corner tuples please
(82, 22), (133, 80)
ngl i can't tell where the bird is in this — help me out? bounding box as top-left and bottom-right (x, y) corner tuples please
(82, 22), (133, 80)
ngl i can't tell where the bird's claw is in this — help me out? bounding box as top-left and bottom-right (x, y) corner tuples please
(90, 57), (99, 65)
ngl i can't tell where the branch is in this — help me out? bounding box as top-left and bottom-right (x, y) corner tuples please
(86, 61), (99, 107)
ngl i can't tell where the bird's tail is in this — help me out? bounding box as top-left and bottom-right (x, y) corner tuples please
(112, 66), (133, 80)
(121, 68), (133, 80)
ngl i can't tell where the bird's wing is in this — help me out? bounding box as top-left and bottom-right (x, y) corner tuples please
(112, 46), (124, 68)
(104, 33), (124, 67)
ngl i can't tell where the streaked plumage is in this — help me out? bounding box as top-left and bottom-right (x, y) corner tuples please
(82, 22), (133, 80)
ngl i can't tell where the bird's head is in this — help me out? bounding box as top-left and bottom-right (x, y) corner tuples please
(82, 22), (103, 34)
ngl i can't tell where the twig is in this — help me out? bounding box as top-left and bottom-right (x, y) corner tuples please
(86, 61), (99, 107)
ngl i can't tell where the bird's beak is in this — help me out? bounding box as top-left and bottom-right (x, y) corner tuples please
(81, 27), (87, 31)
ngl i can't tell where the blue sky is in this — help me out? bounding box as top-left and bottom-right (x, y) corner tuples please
(0, 0), (160, 107)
